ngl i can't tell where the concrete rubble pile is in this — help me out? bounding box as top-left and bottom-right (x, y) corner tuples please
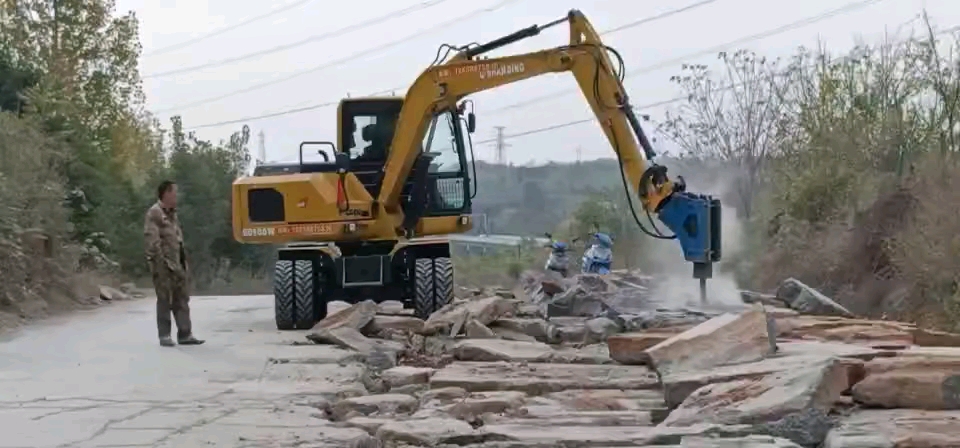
(301, 271), (960, 448)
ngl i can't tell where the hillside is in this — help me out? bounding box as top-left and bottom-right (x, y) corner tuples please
(469, 156), (736, 236)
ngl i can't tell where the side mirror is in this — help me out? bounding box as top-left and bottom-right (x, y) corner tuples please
(467, 112), (476, 134)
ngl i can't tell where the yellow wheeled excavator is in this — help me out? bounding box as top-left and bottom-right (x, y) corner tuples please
(231, 9), (722, 330)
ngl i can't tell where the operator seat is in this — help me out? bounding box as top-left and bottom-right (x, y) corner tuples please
(359, 123), (387, 162)
(352, 123), (389, 196)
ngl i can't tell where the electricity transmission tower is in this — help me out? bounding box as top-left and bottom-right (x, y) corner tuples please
(489, 126), (511, 165)
(257, 131), (266, 165)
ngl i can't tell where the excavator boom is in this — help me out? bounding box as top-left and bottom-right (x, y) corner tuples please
(380, 9), (721, 282)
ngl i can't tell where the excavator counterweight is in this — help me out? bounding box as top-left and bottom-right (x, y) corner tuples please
(231, 9), (722, 330)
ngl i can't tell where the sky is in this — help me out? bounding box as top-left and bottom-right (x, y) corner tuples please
(117, 0), (958, 165)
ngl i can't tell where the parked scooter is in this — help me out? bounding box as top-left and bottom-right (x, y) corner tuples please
(581, 232), (613, 275)
(543, 232), (579, 278)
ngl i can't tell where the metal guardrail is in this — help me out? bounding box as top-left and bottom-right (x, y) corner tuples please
(448, 233), (549, 258)
(448, 234), (550, 247)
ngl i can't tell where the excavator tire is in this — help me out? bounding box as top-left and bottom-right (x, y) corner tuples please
(273, 260), (295, 330)
(273, 259), (318, 330)
(292, 260), (317, 330)
(413, 257), (454, 319)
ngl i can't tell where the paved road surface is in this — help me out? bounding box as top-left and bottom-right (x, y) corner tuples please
(0, 295), (370, 447)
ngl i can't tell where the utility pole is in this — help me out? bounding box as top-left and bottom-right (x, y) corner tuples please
(575, 145), (582, 164)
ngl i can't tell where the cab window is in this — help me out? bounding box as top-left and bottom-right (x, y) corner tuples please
(423, 111), (463, 174)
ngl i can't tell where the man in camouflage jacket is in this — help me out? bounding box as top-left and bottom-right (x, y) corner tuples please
(144, 180), (204, 347)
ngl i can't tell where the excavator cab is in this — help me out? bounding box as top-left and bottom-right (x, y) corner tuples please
(338, 97), (475, 219)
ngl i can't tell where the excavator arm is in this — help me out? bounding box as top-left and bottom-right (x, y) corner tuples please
(381, 9), (721, 291)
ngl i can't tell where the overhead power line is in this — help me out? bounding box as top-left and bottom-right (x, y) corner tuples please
(144, 0), (452, 79)
(154, 0), (521, 115)
(188, 86), (400, 129)
(184, 0), (720, 129)
(487, 0), (884, 114)
(472, 20), (959, 147)
(143, 0), (315, 57)
(472, 93), (701, 146)
(599, 0), (718, 35)
(184, 0), (870, 129)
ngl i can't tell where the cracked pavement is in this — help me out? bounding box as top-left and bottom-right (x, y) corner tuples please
(0, 295), (370, 447)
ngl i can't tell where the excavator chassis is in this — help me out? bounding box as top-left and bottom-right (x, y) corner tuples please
(270, 238), (454, 330)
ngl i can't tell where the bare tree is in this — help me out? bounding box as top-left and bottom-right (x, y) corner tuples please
(657, 50), (789, 219)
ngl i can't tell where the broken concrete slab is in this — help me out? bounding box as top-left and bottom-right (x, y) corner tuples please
(543, 388), (666, 411)
(661, 357), (849, 430)
(823, 409), (960, 448)
(366, 315), (424, 334)
(861, 354), (960, 375)
(775, 278), (854, 318)
(477, 422), (757, 446)
(817, 324), (913, 346)
(446, 391), (527, 420)
(893, 346), (960, 359)
(764, 306), (800, 318)
(381, 366), (434, 389)
(343, 416), (393, 435)
(542, 275), (618, 318)
(315, 299), (378, 331)
(851, 356), (960, 410)
(607, 331), (675, 365)
(584, 316), (621, 343)
(776, 316), (915, 345)
(429, 361), (659, 395)
(676, 435), (803, 447)
(489, 318), (558, 343)
(646, 304), (775, 377)
(331, 394), (419, 420)
(480, 423), (658, 445)
(741, 290), (788, 308)
(552, 343), (613, 364)
(453, 339), (555, 363)
(660, 354), (833, 409)
(776, 340), (881, 360)
(853, 370), (960, 410)
(422, 386), (468, 402)
(422, 296), (518, 335)
(617, 309), (714, 332)
(465, 318), (497, 338)
(490, 326), (539, 342)
(306, 326), (404, 354)
(374, 417), (489, 446)
(912, 327), (960, 347)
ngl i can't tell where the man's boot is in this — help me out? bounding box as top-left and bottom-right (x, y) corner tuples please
(178, 335), (205, 345)
(159, 336), (175, 347)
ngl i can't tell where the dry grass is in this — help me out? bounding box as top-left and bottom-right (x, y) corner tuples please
(753, 151), (960, 330)
(888, 153), (960, 327)
(453, 249), (545, 289)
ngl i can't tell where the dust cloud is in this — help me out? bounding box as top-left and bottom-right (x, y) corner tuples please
(637, 168), (748, 310)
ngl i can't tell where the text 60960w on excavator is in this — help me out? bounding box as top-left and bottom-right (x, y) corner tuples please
(231, 9), (722, 330)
